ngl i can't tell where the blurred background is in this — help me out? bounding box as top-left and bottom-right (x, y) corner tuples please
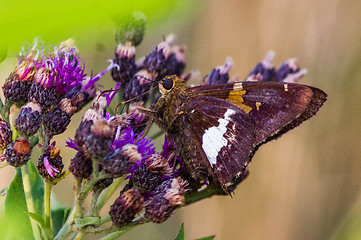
(1, 0), (361, 239)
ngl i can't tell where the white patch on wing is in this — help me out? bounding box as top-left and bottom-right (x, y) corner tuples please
(202, 109), (235, 166)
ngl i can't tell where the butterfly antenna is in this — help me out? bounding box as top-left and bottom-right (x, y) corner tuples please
(115, 84), (159, 113)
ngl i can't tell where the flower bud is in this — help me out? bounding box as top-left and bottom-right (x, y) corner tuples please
(202, 57), (233, 85)
(109, 188), (144, 227)
(111, 42), (136, 84)
(115, 12), (146, 47)
(144, 177), (187, 223)
(101, 144), (141, 178)
(131, 154), (172, 193)
(69, 151), (93, 179)
(245, 51), (277, 82)
(2, 60), (36, 106)
(37, 144), (64, 180)
(0, 119), (12, 149)
(6, 137), (32, 167)
(15, 102), (42, 137)
(85, 120), (114, 160)
(123, 69), (157, 103)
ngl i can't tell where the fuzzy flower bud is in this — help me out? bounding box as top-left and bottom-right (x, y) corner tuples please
(85, 120), (114, 160)
(69, 151), (93, 179)
(245, 51), (277, 82)
(115, 12), (146, 47)
(101, 144), (141, 178)
(144, 177), (187, 223)
(123, 69), (157, 102)
(6, 137), (32, 167)
(111, 42), (136, 84)
(143, 34), (182, 78)
(2, 60), (36, 106)
(131, 154), (173, 193)
(0, 119), (12, 149)
(37, 143), (64, 180)
(15, 102), (42, 137)
(202, 57), (233, 85)
(277, 58), (307, 83)
(109, 188), (144, 227)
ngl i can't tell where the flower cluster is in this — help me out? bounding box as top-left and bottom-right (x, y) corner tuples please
(0, 12), (311, 240)
(1, 39), (115, 177)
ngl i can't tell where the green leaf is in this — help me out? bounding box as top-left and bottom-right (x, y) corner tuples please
(26, 212), (46, 229)
(5, 168), (33, 239)
(74, 216), (101, 228)
(51, 194), (70, 235)
(27, 212), (53, 240)
(195, 236), (215, 240)
(28, 161), (44, 215)
(4, 162), (44, 239)
(175, 223), (185, 240)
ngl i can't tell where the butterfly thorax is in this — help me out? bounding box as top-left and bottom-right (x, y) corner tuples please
(152, 77), (191, 135)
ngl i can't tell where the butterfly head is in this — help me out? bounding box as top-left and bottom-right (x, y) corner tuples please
(159, 75), (185, 95)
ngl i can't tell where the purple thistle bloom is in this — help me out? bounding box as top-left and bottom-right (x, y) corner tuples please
(161, 135), (175, 159)
(37, 142), (64, 179)
(104, 82), (122, 107)
(43, 155), (60, 178)
(66, 138), (78, 151)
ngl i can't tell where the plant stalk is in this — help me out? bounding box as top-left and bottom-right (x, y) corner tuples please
(21, 163), (42, 240)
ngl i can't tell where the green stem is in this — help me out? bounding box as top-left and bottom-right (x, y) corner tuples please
(99, 224), (137, 240)
(99, 214), (111, 225)
(54, 179), (82, 240)
(0, 99), (10, 123)
(88, 190), (102, 216)
(44, 181), (53, 230)
(73, 230), (86, 240)
(185, 184), (226, 206)
(96, 177), (123, 211)
(21, 164), (42, 240)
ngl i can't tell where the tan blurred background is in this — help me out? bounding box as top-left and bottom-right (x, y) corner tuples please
(1, 0), (361, 239)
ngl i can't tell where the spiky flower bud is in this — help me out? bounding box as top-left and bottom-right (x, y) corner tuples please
(69, 151), (93, 179)
(0, 119), (12, 149)
(43, 107), (71, 137)
(101, 144), (141, 178)
(144, 177), (187, 223)
(85, 120), (114, 160)
(131, 154), (173, 193)
(245, 51), (277, 82)
(111, 42), (136, 84)
(15, 102), (42, 137)
(109, 188), (144, 227)
(202, 57), (233, 85)
(123, 69), (156, 102)
(6, 137), (32, 167)
(2, 60), (36, 106)
(115, 12), (146, 47)
(143, 34), (178, 78)
(277, 58), (307, 83)
(37, 144), (64, 180)
(28, 67), (57, 111)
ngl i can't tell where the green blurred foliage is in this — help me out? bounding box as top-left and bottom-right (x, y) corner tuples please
(0, 0), (193, 57)
(4, 162), (44, 240)
(331, 205), (361, 240)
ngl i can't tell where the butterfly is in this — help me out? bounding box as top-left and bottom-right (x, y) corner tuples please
(141, 75), (327, 194)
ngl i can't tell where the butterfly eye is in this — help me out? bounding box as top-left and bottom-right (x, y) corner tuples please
(162, 77), (174, 90)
